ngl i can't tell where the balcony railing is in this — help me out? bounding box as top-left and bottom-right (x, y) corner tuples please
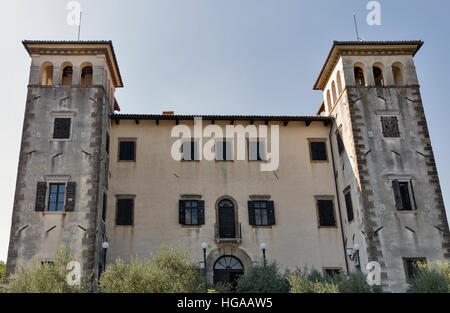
(214, 223), (242, 244)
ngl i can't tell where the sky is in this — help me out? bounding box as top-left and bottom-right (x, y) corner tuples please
(0, 0), (449, 261)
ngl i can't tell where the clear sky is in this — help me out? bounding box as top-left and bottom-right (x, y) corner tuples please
(0, 0), (449, 261)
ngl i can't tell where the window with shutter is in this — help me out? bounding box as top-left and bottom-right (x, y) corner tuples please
(317, 199), (336, 227)
(65, 182), (76, 212)
(336, 131), (345, 154)
(248, 201), (275, 226)
(53, 118), (72, 139)
(116, 199), (133, 226)
(381, 116), (400, 138)
(119, 141), (136, 161)
(47, 183), (66, 212)
(344, 191), (354, 222)
(249, 140), (266, 161)
(216, 140), (233, 161)
(310, 141), (328, 161)
(179, 200), (204, 226)
(35, 182), (47, 212)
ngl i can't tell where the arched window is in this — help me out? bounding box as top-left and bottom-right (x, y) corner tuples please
(326, 90), (332, 113)
(354, 66), (365, 86)
(373, 65), (384, 87)
(392, 62), (405, 86)
(80, 64), (93, 86)
(213, 256), (244, 287)
(61, 64), (73, 86)
(336, 71), (343, 95)
(331, 81), (338, 105)
(41, 62), (54, 86)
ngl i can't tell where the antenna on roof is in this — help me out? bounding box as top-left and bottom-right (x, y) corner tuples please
(353, 13), (363, 41)
(77, 11), (82, 40)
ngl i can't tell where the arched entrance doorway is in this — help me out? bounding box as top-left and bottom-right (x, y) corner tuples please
(218, 199), (236, 238)
(213, 256), (244, 287)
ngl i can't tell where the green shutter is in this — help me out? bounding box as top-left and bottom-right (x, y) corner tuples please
(198, 201), (205, 225)
(248, 201), (256, 226)
(179, 200), (186, 225)
(65, 182), (76, 212)
(35, 182), (47, 212)
(267, 201), (276, 226)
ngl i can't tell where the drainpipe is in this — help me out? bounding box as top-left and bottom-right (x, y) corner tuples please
(328, 118), (350, 273)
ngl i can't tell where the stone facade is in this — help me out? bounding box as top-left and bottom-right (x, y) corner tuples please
(6, 40), (449, 292)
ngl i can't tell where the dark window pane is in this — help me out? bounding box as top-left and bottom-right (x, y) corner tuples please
(48, 183), (66, 212)
(399, 182), (413, 211)
(53, 118), (71, 139)
(185, 208), (192, 225)
(345, 192), (354, 222)
(261, 209), (268, 225)
(317, 200), (336, 227)
(191, 209), (198, 225)
(310, 142), (328, 161)
(117, 199), (133, 225)
(255, 209), (261, 225)
(119, 141), (135, 161)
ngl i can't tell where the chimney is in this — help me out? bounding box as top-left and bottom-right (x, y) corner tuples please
(163, 111), (174, 116)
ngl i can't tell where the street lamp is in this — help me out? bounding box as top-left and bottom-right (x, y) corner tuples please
(201, 242), (208, 277)
(347, 244), (361, 271)
(260, 243), (267, 267)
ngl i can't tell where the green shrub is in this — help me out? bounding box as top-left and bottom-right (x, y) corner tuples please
(288, 269), (381, 294)
(99, 245), (205, 293)
(6, 245), (89, 293)
(235, 261), (290, 293)
(288, 269), (339, 293)
(0, 261), (5, 283)
(407, 261), (450, 293)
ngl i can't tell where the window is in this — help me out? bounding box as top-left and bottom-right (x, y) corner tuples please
(41, 62), (53, 86)
(381, 116), (400, 138)
(35, 182), (76, 212)
(105, 133), (110, 156)
(116, 198), (133, 226)
(331, 81), (337, 105)
(102, 192), (107, 221)
(317, 199), (336, 227)
(249, 139), (266, 161)
(393, 180), (416, 211)
(179, 200), (205, 226)
(80, 66), (93, 86)
(53, 118), (72, 139)
(61, 65), (73, 86)
(324, 268), (342, 277)
(326, 90), (332, 112)
(336, 131), (345, 154)
(119, 140), (136, 161)
(336, 71), (343, 95)
(373, 66), (384, 86)
(48, 183), (66, 212)
(403, 258), (426, 282)
(216, 140), (233, 161)
(392, 63), (405, 86)
(354, 66), (365, 86)
(182, 140), (200, 161)
(248, 201), (275, 226)
(344, 190), (354, 222)
(309, 141), (328, 162)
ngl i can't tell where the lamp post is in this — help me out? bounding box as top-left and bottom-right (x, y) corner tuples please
(201, 242), (208, 277)
(102, 241), (110, 274)
(347, 244), (361, 271)
(260, 243), (267, 267)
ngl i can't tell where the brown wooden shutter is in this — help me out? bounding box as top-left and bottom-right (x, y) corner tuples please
(267, 201), (276, 226)
(65, 182), (76, 212)
(248, 201), (256, 226)
(35, 182), (47, 212)
(198, 201), (205, 225)
(179, 200), (186, 225)
(392, 180), (403, 210)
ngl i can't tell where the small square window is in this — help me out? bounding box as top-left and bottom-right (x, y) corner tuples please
(216, 140), (233, 161)
(403, 258), (426, 282)
(119, 140), (136, 161)
(248, 201), (275, 226)
(309, 141), (328, 161)
(179, 200), (205, 226)
(381, 116), (401, 138)
(116, 198), (133, 226)
(53, 118), (72, 139)
(182, 140), (200, 161)
(249, 140), (266, 161)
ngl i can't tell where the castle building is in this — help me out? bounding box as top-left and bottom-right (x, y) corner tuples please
(6, 40), (449, 292)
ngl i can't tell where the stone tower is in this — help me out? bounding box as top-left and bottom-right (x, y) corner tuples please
(314, 41), (449, 292)
(6, 41), (123, 281)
